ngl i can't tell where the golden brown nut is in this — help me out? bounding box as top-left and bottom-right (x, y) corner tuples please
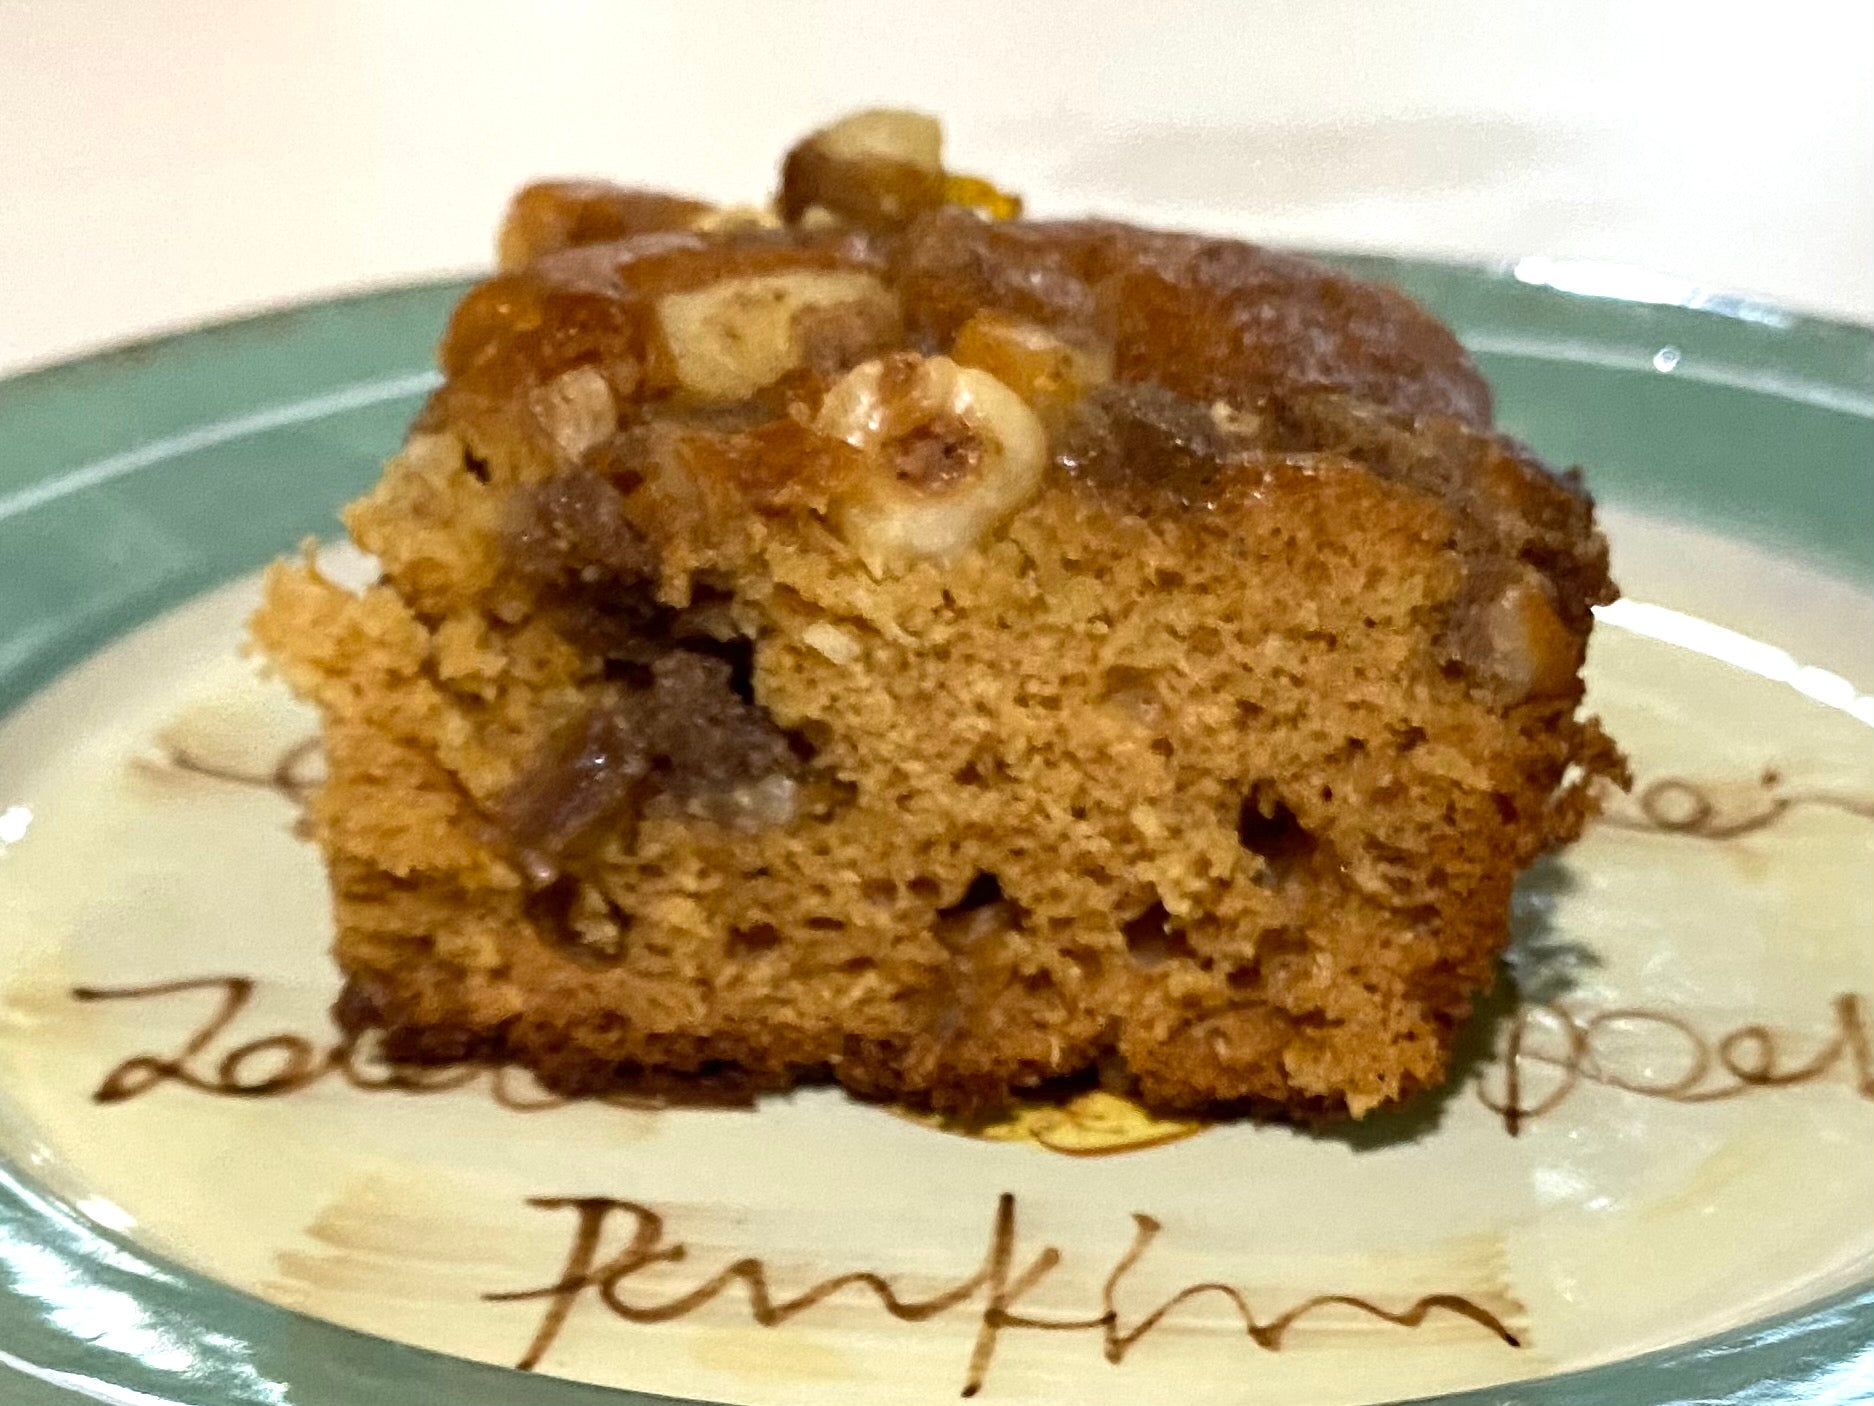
(778, 109), (947, 228)
(527, 366), (617, 461)
(655, 270), (900, 402)
(497, 181), (714, 269)
(1472, 572), (1580, 700)
(950, 310), (1113, 430)
(815, 353), (1048, 573)
(778, 109), (1023, 230)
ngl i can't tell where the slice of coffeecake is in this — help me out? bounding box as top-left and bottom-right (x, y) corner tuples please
(253, 111), (1623, 1119)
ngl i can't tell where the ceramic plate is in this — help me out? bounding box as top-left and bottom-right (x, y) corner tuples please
(1, 260), (1870, 1406)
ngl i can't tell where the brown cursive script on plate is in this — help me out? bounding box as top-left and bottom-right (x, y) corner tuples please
(145, 737), (324, 806)
(75, 977), (1874, 1138)
(1597, 769), (1874, 840)
(72, 977), (660, 1112)
(1477, 994), (1874, 1134)
(71, 979), (1523, 1394)
(489, 1193), (1521, 1396)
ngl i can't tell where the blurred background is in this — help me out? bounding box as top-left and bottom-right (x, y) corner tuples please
(3, 0), (1870, 375)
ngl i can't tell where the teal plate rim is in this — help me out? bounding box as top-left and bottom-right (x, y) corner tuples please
(0, 258), (1870, 1405)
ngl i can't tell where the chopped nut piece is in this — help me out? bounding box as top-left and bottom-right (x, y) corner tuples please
(779, 109), (947, 228)
(689, 204), (784, 234)
(802, 621), (862, 665)
(497, 181), (714, 269)
(950, 311), (1111, 429)
(1471, 572), (1579, 700)
(812, 109), (943, 171)
(816, 354), (1048, 573)
(528, 366), (617, 460)
(656, 271), (899, 402)
(1208, 400), (1265, 440)
(778, 110), (1022, 231)
(690, 774), (801, 832)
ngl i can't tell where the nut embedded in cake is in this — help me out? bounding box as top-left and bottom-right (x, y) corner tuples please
(253, 109), (1625, 1120)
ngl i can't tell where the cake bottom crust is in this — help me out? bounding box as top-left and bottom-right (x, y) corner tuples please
(328, 894), (1518, 1124)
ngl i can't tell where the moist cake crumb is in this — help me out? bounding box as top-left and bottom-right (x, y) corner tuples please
(253, 109), (1626, 1119)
